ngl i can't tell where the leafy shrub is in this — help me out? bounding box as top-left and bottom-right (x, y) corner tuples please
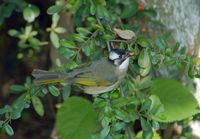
(0, 0), (200, 138)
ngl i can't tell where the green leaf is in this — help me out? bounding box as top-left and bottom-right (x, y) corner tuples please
(62, 84), (71, 100)
(100, 126), (110, 138)
(96, 5), (104, 18)
(149, 95), (164, 116)
(151, 78), (200, 122)
(42, 88), (48, 95)
(47, 4), (64, 15)
(10, 84), (25, 93)
(143, 130), (153, 139)
(164, 59), (175, 66)
(155, 37), (166, 50)
(164, 48), (172, 56)
(140, 117), (151, 131)
(72, 33), (85, 42)
(137, 37), (150, 47)
(52, 13), (60, 27)
(140, 9), (157, 18)
(32, 96), (44, 116)
(56, 97), (97, 139)
(28, 37), (40, 47)
(82, 46), (91, 56)
(121, 2), (137, 18)
(172, 42), (180, 53)
(138, 49), (150, 68)
(23, 4), (40, 23)
(102, 34), (114, 41)
(61, 48), (76, 59)
(60, 39), (76, 48)
(139, 76), (152, 90)
(140, 66), (151, 76)
(76, 27), (91, 35)
(140, 99), (152, 112)
(136, 131), (161, 139)
(4, 123), (14, 136)
(0, 121), (4, 128)
(90, 3), (96, 15)
(151, 121), (160, 129)
(50, 31), (59, 48)
(48, 85), (60, 96)
(11, 94), (28, 120)
(113, 122), (126, 131)
(0, 105), (12, 115)
(55, 27), (66, 33)
(8, 29), (19, 37)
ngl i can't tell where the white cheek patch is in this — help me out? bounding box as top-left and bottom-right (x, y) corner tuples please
(109, 52), (119, 60)
(119, 58), (130, 70)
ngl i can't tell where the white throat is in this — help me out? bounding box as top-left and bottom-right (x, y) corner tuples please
(119, 58), (130, 70)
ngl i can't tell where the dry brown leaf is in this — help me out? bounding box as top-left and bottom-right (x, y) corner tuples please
(114, 28), (136, 40)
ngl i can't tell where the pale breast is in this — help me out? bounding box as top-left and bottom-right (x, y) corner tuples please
(83, 80), (120, 95)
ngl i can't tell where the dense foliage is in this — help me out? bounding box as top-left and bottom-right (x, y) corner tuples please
(0, 0), (200, 138)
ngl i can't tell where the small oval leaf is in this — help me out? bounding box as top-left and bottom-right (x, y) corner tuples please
(114, 28), (136, 40)
(10, 84), (25, 93)
(4, 123), (14, 136)
(50, 32), (60, 48)
(32, 96), (44, 116)
(47, 4), (64, 15)
(138, 49), (151, 68)
(23, 4), (40, 23)
(48, 85), (60, 96)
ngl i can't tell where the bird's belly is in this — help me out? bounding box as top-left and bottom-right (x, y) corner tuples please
(83, 81), (120, 95)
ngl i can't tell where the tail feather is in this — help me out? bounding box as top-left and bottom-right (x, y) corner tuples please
(32, 69), (65, 85)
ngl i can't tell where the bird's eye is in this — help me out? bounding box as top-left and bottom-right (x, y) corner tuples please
(119, 55), (122, 58)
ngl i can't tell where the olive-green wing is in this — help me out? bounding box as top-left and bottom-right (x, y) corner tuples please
(73, 71), (117, 86)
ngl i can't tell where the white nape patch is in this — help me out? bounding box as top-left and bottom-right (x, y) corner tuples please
(119, 58), (129, 70)
(109, 52), (119, 60)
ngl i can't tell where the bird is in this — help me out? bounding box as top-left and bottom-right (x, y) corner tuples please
(32, 48), (134, 95)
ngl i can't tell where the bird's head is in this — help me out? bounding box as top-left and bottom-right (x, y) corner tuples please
(108, 48), (134, 69)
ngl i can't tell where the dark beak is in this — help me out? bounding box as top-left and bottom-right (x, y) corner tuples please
(126, 51), (134, 58)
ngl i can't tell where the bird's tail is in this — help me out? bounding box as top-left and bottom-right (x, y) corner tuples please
(32, 69), (65, 85)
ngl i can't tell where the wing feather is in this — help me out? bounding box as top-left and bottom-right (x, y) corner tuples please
(74, 72), (117, 86)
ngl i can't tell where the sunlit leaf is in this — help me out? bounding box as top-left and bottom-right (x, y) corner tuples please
(138, 49), (150, 68)
(23, 4), (40, 23)
(151, 78), (200, 122)
(55, 27), (66, 33)
(56, 97), (97, 139)
(50, 31), (59, 48)
(136, 130), (161, 139)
